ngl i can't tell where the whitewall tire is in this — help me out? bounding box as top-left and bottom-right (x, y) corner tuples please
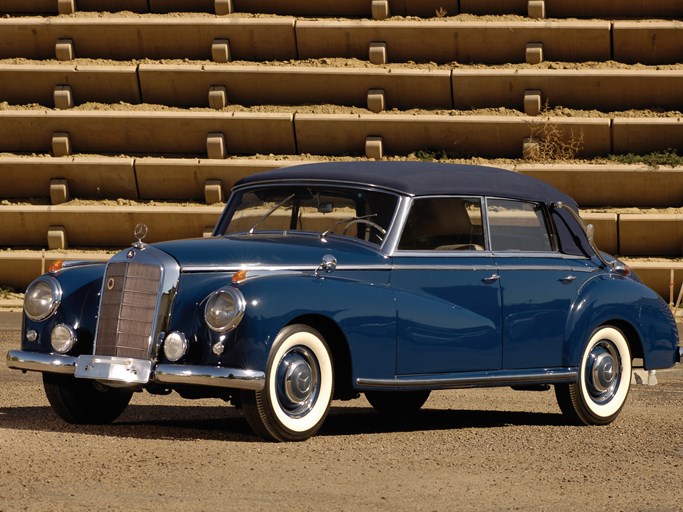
(556, 326), (632, 425)
(242, 324), (334, 441)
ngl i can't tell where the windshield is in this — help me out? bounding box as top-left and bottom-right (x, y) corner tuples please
(220, 185), (399, 246)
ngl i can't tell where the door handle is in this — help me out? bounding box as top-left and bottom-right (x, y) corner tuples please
(560, 275), (576, 283)
(482, 274), (500, 283)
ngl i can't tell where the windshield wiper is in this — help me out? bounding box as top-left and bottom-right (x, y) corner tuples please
(248, 193), (295, 234)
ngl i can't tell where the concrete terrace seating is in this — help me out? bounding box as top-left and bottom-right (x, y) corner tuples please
(4, 63), (683, 114)
(0, 18), (681, 64)
(0, 110), (296, 156)
(0, 18), (297, 61)
(3, 64), (682, 113)
(2, 0), (680, 18)
(0, 1), (682, 294)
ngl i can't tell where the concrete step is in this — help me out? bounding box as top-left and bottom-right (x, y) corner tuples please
(0, 204), (222, 248)
(6, 63), (683, 114)
(0, 110), (296, 156)
(0, 200), (633, 256)
(0, 17), (297, 61)
(3, 0), (679, 20)
(2, 157), (682, 208)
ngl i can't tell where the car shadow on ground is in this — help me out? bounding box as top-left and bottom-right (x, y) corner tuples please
(0, 404), (567, 442)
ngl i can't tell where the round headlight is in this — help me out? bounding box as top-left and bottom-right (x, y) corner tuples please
(163, 331), (188, 362)
(24, 277), (62, 321)
(51, 324), (76, 354)
(204, 288), (246, 333)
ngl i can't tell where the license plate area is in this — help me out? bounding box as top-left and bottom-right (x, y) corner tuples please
(75, 355), (152, 385)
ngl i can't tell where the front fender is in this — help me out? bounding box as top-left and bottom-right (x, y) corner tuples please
(226, 271), (396, 380)
(22, 263), (105, 355)
(565, 274), (678, 370)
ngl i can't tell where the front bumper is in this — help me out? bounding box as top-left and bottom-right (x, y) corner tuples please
(6, 350), (265, 392)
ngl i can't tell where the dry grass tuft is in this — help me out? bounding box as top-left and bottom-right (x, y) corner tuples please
(525, 121), (584, 161)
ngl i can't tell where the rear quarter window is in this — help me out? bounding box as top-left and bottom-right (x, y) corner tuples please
(487, 199), (552, 252)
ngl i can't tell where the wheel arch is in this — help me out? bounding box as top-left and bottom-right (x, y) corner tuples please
(603, 319), (643, 361)
(565, 275), (666, 367)
(286, 314), (355, 401)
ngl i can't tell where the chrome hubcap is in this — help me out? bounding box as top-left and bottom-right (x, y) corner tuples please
(276, 347), (319, 418)
(586, 341), (621, 404)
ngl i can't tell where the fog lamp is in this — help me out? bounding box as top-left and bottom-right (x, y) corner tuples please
(163, 332), (188, 362)
(51, 324), (76, 354)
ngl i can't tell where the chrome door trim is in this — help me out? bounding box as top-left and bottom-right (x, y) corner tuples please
(356, 368), (578, 390)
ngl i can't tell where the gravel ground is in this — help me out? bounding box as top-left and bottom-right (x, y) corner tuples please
(1, 329), (682, 512)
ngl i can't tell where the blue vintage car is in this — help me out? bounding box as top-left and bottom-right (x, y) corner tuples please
(7, 162), (681, 441)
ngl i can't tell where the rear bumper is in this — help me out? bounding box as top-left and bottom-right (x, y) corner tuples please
(6, 350), (265, 392)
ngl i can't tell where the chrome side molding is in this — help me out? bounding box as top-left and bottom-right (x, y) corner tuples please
(357, 368), (578, 391)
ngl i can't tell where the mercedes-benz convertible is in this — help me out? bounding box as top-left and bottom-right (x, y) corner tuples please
(7, 162), (680, 441)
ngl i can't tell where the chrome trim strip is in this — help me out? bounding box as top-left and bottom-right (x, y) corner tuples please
(394, 250), (495, 258)
(493, 252), (590, 260)
(392, 264), (499, 271)
(6, 350), (76, 375)
(154, 364), (265, 391)
(232, 178), (412, 197)
(356, 368), (578, 390)
(181, 264), (392, 273)
(60, 260), (102, 269)
(495, 265), (595, 273)
(382, 195), (412, 256)
(184, 263), (595, 273)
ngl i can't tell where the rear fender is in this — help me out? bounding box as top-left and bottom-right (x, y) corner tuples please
(565, 274), (678, 369)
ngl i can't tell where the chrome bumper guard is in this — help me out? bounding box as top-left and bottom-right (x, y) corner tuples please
(6, 350), (265, 392)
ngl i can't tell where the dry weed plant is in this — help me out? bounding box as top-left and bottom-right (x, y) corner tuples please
(526, 121), (584, 161)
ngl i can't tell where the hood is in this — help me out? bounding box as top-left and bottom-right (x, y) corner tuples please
(148, 233), (390, 270)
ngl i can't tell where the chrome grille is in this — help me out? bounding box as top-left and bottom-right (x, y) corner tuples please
(96, 261), (162, 359)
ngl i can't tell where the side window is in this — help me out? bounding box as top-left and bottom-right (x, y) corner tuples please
(487, 199), (552, 252)
(398, 197), (485, 251)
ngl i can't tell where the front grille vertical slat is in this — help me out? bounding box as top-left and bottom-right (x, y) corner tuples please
(96, 261), (162, 359)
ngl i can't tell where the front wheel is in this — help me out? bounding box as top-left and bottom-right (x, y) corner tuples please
(555, 326), (632, 426)
(241, 325), (334, 442)
(43, 373), (133, 424)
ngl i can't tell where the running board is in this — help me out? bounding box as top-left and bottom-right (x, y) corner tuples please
(356, 368), (578, 391)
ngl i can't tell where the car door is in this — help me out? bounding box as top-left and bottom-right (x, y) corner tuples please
(392, 197), (503, 375)
(486, 198), (593, 369)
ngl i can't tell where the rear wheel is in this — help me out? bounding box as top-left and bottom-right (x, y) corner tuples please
(241, 325), (334, 442)
(43, 373), (133, 424)
(555, 326), (632, 425)
(365, 390), (431, 415)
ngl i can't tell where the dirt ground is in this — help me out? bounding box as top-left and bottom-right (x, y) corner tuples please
(1, 327), (682, 512)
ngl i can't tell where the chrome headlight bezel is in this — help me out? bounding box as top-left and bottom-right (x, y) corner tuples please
(204, 287), (246, 334)
(24, 277), (63, 322)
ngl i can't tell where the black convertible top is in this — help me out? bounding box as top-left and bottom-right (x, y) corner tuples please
(235, 161), (577, 208)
